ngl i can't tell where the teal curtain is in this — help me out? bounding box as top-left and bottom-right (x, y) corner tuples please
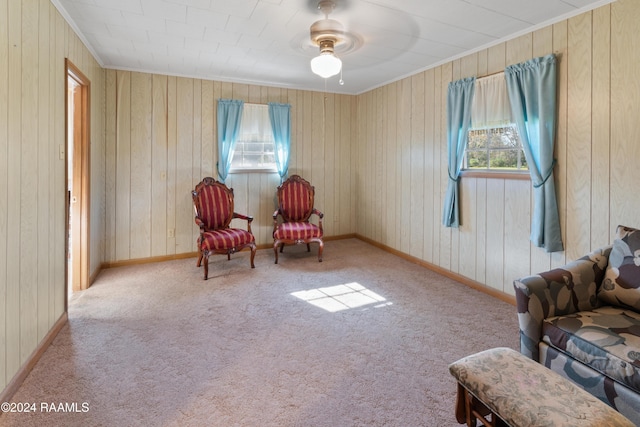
(216, 99), (244, 182)
(443, 77), (475, 227)
(268, 102), (291, 181)
(505, 54), (563, 252)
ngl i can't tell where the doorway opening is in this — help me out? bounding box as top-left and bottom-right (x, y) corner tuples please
(66, 59), (91, 304)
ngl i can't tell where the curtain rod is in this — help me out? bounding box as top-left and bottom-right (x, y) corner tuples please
(475, 52), (556, 80)
(477, 70), (505, 80)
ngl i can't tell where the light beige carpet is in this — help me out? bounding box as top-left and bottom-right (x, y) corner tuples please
(2, 238), (518, 427)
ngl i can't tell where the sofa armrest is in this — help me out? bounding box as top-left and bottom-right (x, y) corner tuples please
(513, 246), (611, 361)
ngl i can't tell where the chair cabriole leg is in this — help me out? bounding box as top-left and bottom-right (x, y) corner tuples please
(250, 244), (256, 268)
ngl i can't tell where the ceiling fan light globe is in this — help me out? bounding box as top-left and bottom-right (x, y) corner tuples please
(310, 53), (342, 78)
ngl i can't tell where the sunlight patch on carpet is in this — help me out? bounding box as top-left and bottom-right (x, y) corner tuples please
(291, 282), (391, 312)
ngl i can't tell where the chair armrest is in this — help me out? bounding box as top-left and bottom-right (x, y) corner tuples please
(513, 246), (611, 361)
(194, 216), (206, 231)
(233, 212), (253, 223)
(272, 209), (281, 235)
(312, 208), (324, 232)
(233, 212), (254, 234)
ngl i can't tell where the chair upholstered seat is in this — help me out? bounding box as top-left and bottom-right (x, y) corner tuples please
(272, 175), (324, 264)
(273, 222), (322, 241)
(192, 177), (256, 279)
(200, 228), (255, 252)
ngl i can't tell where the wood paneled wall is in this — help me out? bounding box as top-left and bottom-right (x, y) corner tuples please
(0, 0), (105, 393)
(5, 0), (640, 402)
(355, 0), (640, 296)
(104, 73), (356, 262)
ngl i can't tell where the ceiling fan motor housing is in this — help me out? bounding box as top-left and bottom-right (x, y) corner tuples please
(310, 18), (345, 50)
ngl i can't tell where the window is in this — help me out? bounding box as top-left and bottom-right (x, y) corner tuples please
(230, 103), (277, 172)
(463, 73), (528, 173)
(464, 125), (528, 171)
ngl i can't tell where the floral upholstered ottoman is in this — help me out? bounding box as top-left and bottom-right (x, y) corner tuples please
(448, 347), (634, 427)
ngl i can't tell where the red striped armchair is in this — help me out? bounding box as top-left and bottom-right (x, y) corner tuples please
(192, 177), (256, 279)
(272, 175), (324, 264)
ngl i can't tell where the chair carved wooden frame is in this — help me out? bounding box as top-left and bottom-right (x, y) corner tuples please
(272, 174), (324, 264)
(192, 177), (256, 279)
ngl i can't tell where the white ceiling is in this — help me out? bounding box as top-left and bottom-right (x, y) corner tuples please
(52, 0), (614, 95)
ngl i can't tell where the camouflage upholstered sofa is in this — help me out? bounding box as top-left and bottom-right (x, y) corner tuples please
(514, 225), (640, 425)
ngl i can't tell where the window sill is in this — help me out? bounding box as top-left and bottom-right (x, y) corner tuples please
(229, 168), (278, 174)
(460, 170), (530, 180)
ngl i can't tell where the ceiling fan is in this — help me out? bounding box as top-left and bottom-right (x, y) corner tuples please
(308, 0), (359, 81)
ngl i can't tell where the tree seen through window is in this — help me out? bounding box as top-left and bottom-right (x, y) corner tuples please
(464, 125), (528, 171)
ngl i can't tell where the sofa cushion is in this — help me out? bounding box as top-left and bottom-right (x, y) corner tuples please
(542, 306), (640, 394)
(540, 343), (640, 426)
(598, 225), (640, 310)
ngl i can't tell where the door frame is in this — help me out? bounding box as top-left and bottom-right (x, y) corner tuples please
(65, 59), (91, 305)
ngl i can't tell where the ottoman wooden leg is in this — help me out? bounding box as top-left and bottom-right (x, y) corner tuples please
(456, 382), (506, 427)
(455, 383), (467, 424)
